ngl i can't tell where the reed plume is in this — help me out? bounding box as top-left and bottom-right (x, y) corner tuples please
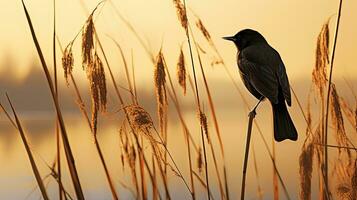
(197, 147), (203, 173)
(330, 84), (350, 155)
(177, 47), (186, 94)
(312, 22), (329, 98)
(62, 44), (74, 84)
(125, 104), (154, 135)
(195, 19), (212, 44)
(299, 141), (314, 200)
(199, 110), (210, 144)
(172, 0), (188, 31)
(154, 50), (168, 135)
(82, 15), (94, 67)
(339, 97), (357, 132)
(193, 15), (224, 67)
(86, 53), (107, 134)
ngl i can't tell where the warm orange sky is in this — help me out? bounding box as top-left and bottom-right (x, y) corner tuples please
(0, 1), (356, 199)
(0, 0), (356, 81)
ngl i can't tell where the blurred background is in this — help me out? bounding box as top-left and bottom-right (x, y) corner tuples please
(0, 0), (356, 199)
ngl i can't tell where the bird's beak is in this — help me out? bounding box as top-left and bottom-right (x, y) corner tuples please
(222, 36), (235, 42)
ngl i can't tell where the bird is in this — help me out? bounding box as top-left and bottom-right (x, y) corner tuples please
(223, 29), (298, 142)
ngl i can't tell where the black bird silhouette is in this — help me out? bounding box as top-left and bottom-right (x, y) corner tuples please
(223, 29), (298, 142)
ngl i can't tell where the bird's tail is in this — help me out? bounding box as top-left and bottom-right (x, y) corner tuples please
(272, 100), (298, 142)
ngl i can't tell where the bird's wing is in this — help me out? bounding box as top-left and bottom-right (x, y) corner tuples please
(238, 49), (279, 104)
(276, 61), (292, 106)
(238, 71), (263, 100)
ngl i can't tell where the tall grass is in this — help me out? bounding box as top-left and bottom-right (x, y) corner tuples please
(21, 1), (85, 199)
(1, 0), (354, 199)
(1, 95), (49, 200)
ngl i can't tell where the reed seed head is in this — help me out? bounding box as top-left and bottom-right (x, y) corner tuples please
(330, 84), (350, 155)
(87, 53), (107, 134)
(177, 48), (186, 94)
(173, 0), (188, 31)
(340, 97), (357, 131)
(62, 44), (74, 84)
(199, 111), (210, 143)
(299, 142), (314, 200)
(197, 147), (203, 173)
(154, 51), (167, 133)
(128, 146), (137, 169)
(312, 22), (329, 98)
(82, 15), (95, 67)
(126, 104), (154, 134)
(196, 19), (211, 43)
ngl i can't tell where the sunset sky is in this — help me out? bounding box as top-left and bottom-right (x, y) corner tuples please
(0, 0), (356, 81)
(0, 0), (356, 199)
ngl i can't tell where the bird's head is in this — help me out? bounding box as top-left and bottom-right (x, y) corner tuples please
(223, 29), (267, 51)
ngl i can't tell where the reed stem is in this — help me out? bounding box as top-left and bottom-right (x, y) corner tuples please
(21, 1), (85, 198)
(240, 99), (261, 200)
(324, 0), (343, 198)
(181, 1), (210, 199)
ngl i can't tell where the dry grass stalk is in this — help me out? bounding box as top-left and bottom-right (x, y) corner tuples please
(193, 15), (224, 67)
(44, 159), (73, 200)
(77, 4), (160, 199)
(165, 69), (197, 199)
(177, 47), (187, 94)
(0, 102), (16, 128)
(4, 95), (50, 200)
(333, 157), (354, 189)
(299, 141), (315, 200)
(192, 38), (227, 199)
(306, 92), (312, 136)
(119, 124), (140, 199)
(62, 44), (74, 84)
(324, 2), (343, 197)
(272, 137), (279, 200)
(152, 156), (159, 200)
(177, 1), (211, 197)
(150, 144), (171, 199)
(351, 160), (357, 199)
(172, 0), (188, 32)
(21, 1), (84, 198)
(109, 37), (136, 103)
(355, 107), (357, 133)
(139, 145), (148, 200)
(311, 21), (331, 200)
(330, 84), (350, 155)
(191, 33), (226, 155)
(58, 31), (120, 200)
(252, 145), (263, 200)
(312, 22), (329, 98)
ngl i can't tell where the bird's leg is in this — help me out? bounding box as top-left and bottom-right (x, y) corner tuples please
(249, 97), (264, 118)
